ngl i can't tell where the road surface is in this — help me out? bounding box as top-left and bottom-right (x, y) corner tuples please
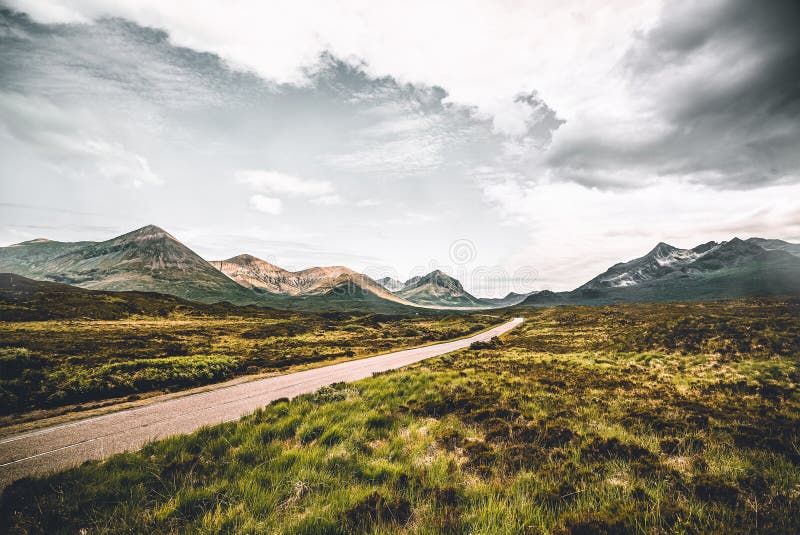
(0, 317), (523, 489)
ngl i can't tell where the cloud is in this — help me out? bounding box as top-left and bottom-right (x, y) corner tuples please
(236, 170), (333, 197)
(0, 91), (161, 187)
(325, 134), (445, 177)
(310, 195), (343, 206)
(5, 0), (657, 136)
(382, 211), (440, 226)
(315, 67), (464, 178)
(248, 194), (282, 214)
(544, 0), (800, 189)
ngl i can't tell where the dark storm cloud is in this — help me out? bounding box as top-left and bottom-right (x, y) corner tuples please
(546, 0), (800, 190)
(627, 0), (800, 122)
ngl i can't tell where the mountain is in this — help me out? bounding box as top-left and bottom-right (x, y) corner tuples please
(212, 254), (418, 307)
(0, 226), (428, 313)
(521, 237), (800, 306)
(210, 254), (290, 293)
(318, 273), (419, 305)
(376, 276), (405, 292)
(211, 254), (362, 295)
(396, 270), (484, 307)
(580, 241), (711, 290)
(0, 225), (255, 303)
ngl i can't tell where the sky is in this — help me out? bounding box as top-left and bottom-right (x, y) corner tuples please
(1, 0), (799, 296)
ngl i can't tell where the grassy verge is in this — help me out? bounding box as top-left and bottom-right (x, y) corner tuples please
(0, 312), (496, 418)
(2, 298), (799, 533)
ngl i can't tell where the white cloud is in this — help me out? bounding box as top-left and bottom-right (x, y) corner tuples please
(8, 0), (661, 136)
(248, 194), (282, 214)
(310, 194), (344, 206)
(325, 135), (444, 177)
(236, 170), (333, 197)
(0, 91), (161, 188)
(6, 0), (89, 23)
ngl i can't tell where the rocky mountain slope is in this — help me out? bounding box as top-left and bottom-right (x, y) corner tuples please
(0, 226), (431, 312)
(522, 237), (800, 306)
(376, 276), (404, 292)
(211, 254), (356, 295)
(0, 225), (253, 303)
(396, 270), (484, 307)
(211, 254), (415, 305)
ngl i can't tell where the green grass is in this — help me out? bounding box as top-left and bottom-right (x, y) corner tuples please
(2, 298), (799, 533)
(0, 312), (494, 417)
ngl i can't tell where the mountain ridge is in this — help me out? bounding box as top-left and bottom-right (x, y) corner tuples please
(523, 237), (800, 306)
(0, 224), (252, 303)
(0, 226), (444, 312)
(396, 269), (484, 307)
(2, 225), (797, 310)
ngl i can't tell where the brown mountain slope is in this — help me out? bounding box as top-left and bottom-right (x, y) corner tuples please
(211, 254), (415, 305)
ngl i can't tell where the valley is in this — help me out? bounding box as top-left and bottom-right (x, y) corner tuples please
(0, 275), (496, 420)
(1, 226), (799, 534)
(4, 4), (799, 532)
(2, 298), (798, 533)
(0, 318), (523, 488)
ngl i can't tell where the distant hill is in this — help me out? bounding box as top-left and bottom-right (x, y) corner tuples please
(521, 237), (800, 306)
(479, 292), (530, 307)
(396, 270), (484, 307)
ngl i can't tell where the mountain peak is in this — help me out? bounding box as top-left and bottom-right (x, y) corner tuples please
(221, 254), (281, 268)
(376, 276), (404, 292)
(691, 241), (718, 254)
(647, 242), (678, 256)
(397, 270), (483, 307)
(718, 237), (760, 252)
(229, 253), (258, 263)
(121, 224), (176, 243)
(134, 224), (168, 234)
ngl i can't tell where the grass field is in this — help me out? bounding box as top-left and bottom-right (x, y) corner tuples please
(2, 298), (799, 533)
(0, 311), (495, 419)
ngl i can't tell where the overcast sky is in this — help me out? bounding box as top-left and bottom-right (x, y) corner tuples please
(1, 0), (799, 296)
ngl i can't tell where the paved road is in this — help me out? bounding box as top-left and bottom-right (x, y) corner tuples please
(0, 317), (523, 489)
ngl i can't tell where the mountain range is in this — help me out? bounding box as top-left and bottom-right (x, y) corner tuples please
(521, 237), (800, 306)
(0, 225), (485, 311)
(211, 254), (414, 306)
(1, 225), (798, 311)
